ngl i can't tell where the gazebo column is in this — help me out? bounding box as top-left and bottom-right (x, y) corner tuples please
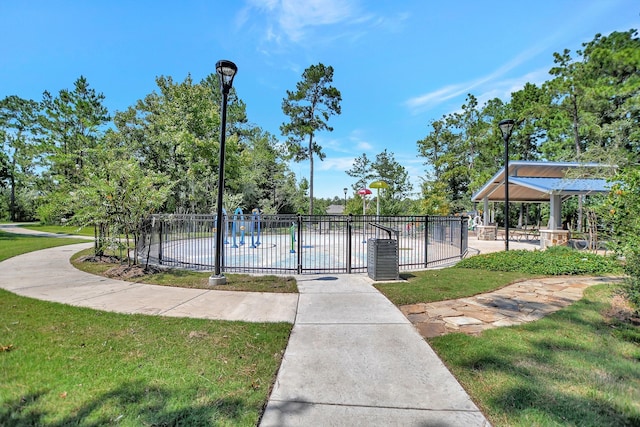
(483, 197), (490, 225)
(540, 193), (569, 249)
(549, 194), (562, 230)
(477, 196), (497, 240)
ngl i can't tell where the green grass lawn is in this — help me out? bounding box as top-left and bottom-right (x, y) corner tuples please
(12, 222), (96, 237)
(0, 230), (292, 426)
(377, 268), (538, 305)
(3, 228), (638, 426)
(0, 230), (91, 261)
(381, 249), (638, 426)
(429, 285), (640, 426)
(0, 291), (291, 426)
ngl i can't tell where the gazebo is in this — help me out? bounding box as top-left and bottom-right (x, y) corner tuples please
(471, 161), (613, 248)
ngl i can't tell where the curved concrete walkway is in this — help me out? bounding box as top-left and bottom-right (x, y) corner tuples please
(1, 224), (490, 425)
(0, 224), (298, 322)
(0, 224), (620, 425)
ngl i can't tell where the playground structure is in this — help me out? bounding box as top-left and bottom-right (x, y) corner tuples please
(136, 212), (468, 275)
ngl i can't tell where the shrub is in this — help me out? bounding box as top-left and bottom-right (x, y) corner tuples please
(457, 248), (623, 276)
(619, 251), (640, 314)
(606, 167), (640, 313)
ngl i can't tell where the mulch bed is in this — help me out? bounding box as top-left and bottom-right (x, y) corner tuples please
(77, 255), (163, 280)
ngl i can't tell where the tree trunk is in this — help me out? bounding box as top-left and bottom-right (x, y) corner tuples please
(309, 134), (314, 216)
(572, 93), (584, 233)
(518, 203), (524, 228)
(10, 156), (16, 222)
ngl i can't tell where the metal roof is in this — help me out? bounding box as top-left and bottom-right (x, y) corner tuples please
(471, 161), (614, 202)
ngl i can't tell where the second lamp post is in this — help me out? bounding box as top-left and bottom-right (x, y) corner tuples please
(499, 119), (515, 251)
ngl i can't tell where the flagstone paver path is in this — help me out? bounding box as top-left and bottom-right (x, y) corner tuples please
(401, 276), (623, 338)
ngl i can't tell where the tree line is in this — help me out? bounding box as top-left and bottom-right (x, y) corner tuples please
(417, 29), (639, 225)
(1, 29), (638, 230)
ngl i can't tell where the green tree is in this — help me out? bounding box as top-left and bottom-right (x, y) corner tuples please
(347, 150), (412, 215)
(37, 76), (110, 222)
(345, 152), (375, 192)
(113, 74), (247, 214)
(39, 76), (110, 186)
(0, 96), (40, 221)
(420, 180), (451, 215)
(237, 128), (293, 213)
(578, 29), (640, 164)
(281, 63), (342, 216)
(69, 137), (172, 262)
(417, 96), (488, 213)
(370, 149), (413, 215)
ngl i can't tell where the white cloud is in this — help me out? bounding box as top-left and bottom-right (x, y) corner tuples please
(472, 67), (550, 109)
(318, 156), (355, 172)
(405, 83), (468, 112)
(241, 0), (359, 44)
(404, 30), (559, 115)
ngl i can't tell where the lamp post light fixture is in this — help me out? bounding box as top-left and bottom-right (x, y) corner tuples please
(343, 187), (348, 208)
(209, 60), (237, 286)
(499, 119), (515, 252)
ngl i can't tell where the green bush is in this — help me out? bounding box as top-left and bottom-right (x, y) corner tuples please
(457, 248), (623, 276)
(620, 251), (640, 314)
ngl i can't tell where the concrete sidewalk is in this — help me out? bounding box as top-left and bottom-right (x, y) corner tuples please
(0, 243), (298, 323)
(2, 224), (489, 425)
(260, 274), (489, 426)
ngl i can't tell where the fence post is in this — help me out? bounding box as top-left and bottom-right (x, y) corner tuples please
(297, 215), (303, 274)
(424, 216), (429, 268)
(460, 216), (465, 258)
(158, 219), (163, 266)
(461, 216), (468, 258)
(347, 214), (352, 274)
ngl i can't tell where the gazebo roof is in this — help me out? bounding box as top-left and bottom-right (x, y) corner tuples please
(471, 161), (613, 203)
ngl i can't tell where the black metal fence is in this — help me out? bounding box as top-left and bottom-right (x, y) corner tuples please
(136, 214), (468, 275)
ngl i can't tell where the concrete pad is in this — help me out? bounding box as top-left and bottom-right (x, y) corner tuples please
(295, 292), (409, 324)
(268, 324), (480, 412)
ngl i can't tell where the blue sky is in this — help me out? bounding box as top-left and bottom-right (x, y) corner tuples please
(1, 1), (638, 200)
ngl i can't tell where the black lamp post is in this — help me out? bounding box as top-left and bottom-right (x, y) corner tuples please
(499, 119), (515, 251)
(343, 187), (348, 208)
(209, 60), (237, 286)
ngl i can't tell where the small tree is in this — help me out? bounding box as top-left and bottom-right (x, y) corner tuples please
(70, 142), (172, 264)
(607, 166), (640, 313)
(281, 63), (341, 215)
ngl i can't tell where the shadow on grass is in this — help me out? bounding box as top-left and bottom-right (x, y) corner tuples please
(1, 381), (250, 426)
(492, 384), (640, 426)
(430, 286), (640, 426)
